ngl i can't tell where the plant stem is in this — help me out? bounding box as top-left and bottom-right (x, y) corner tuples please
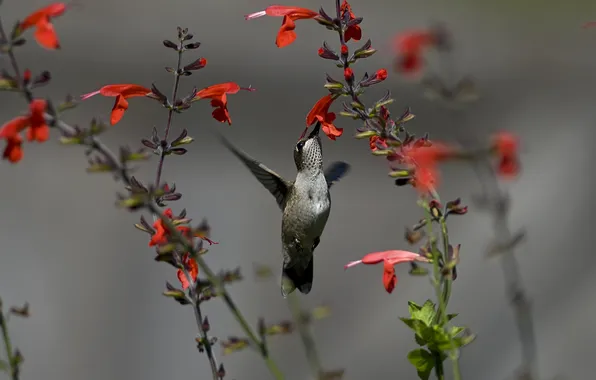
(286, 293), (322, 380)
(0, 18), (285, 380)
(0, 301), (18, 380)
(154, 40), (183, 188)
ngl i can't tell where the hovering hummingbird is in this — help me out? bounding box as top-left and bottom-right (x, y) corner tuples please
(218, 122), (350, 297)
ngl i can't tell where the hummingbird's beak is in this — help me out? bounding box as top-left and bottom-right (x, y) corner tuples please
(308, 121), (321, 139)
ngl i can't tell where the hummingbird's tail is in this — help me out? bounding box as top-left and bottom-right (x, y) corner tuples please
(281, 257), (314, 297)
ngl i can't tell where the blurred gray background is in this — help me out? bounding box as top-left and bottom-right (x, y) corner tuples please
(1, 0), (595, 379)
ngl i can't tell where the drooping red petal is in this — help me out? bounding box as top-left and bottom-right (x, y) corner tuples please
(3, 135), (24, 163)
(383, 260), (397, 293)
(276, 16), (297, 48)
(110, 95), (129, 125)
(34, 18), (60, 49)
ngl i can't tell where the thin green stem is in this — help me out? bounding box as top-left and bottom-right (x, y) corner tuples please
(0, 301), (18, 380)
(286, 292), (322, 380)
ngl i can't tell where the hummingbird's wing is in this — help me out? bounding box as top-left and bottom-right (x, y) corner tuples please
(218, 134), (291, 210)
(324, 161), (351, 189)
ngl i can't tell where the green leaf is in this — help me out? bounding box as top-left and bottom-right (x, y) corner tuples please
(0, 359), (8, 372)
(447, 313), (458, 321)
(449, 326), (466, 337)
(407, 301), (422, 316)
(407, 349), (434, 380)
(400, 317), (433, 344)
(419, 300), (435, 326)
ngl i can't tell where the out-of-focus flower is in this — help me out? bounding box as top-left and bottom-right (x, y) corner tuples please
(0, 99), (49, 163)
(245, 5), (320, 48)
(369, 135), (387, 152)
(345, 250), (429, 293)
(393, 29), (438, 74)
(81, 84), (153, 125)
(400, 143), (454, 193)
(305, 94), (343, 140)
(492, 131), (520, 178)
(19, 3), (67, 49)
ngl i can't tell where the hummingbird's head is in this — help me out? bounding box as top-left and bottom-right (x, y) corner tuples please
(294, 121), (323, 172)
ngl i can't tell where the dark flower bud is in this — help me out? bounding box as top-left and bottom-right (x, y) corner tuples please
(318, 42), (339, 60)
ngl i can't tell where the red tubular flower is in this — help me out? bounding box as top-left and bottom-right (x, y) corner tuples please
(19, 3), (67, 49)
(177, 253), (199, 290)
(0, 99), (50, 163)
(305, 95), (343, 140)
(492, 131), (520, 178)
(393, 30), (437, 75)
(245, 5), (320, 48)
(340, 44), (348, 55)
(343, 67), (354, 82)
(81, 84), (153, 125)
(340, 0), (362, 42)
(345, 250), (429, 293)
(376, 68), (388, 81)
(193, 82), (253, 125)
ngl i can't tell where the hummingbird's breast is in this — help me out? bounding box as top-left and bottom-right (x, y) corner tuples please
(281, 173), (330, 258)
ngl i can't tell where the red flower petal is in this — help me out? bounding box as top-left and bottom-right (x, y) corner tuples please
(276, 16), (297, 48)
(110, 95), (129, 125)
(0, 116), (29, 139)
(34, 18), (60, 49)
(306, 94), (334, 126)
(383, 260), (397, 293)
(344, 250), (425, 269)
(20, 3), (67, 29)
(3, 135), (24, 163)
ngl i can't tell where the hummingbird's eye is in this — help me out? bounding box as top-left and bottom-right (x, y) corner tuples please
(296, 140), (305, 151)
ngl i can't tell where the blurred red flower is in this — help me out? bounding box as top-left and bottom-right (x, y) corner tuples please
(393, 30), (437, 75)
(19, 3), (67, 49)
(81, 84), (153, 125)
(340, 0), (362, 42)
(345, 250), (429, 293)
(305, 94), (343, 140)
(369, 135), (388, 152)
(245, 5), (320, 48)
(177, 253), (199, 290)
(0, 99), (49, 163)
(401, 143), (454, 193)
(492, 131), (520, 178)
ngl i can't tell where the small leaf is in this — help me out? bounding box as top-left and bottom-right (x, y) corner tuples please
(407, 349), (434, 380)
(449, 326), (465, 337)
(418, 300), (435, 326)
(163, 282), (191, 305)
(407, 301), (422, 316)
(9, 303), (29, 317)
(220, 337), (250, 355)
(447, 313), (458, 321)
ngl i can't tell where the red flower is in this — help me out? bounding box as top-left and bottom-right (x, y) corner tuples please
(492, 131), (520, 178)
(401, 143), (454, 193)
(81, 84), (153, 125)
(369, 135), (388, 152)
(193, 82), (253, 125)
(0, 99), (49, 163)
(3, 135), (23, 163)
(245, 5), (320, 48)
(149, 208), (218, 247)
(177, 253), (199, 290)
(344, 67), (354, 82)
(19, 3), (67, 49)
(345, 250), (429, 293)
(393, 30), (437, 75)
(340, 1), (362, 42)
(305, 95), (343, 140)
(340, 44), (348, 55)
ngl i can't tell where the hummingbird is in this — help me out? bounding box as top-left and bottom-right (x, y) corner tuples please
(218, 122), (350, 297)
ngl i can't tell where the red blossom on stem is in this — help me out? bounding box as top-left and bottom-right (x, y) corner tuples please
(0, 99), (49, 163)
(80, 84), (154, 125)
(193, 82), (253, 125)
(244, 5), (320, 48)
(492, 131), (520, 178)
(305, 94), (343, 140)
(399, 142), (454, 193)
(340, 0), (362, 42)
(19, 3), (67, 49)
(177, 253), (199, 290)
(345, 250), (429, 293)
(149, 208), (217, 247)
